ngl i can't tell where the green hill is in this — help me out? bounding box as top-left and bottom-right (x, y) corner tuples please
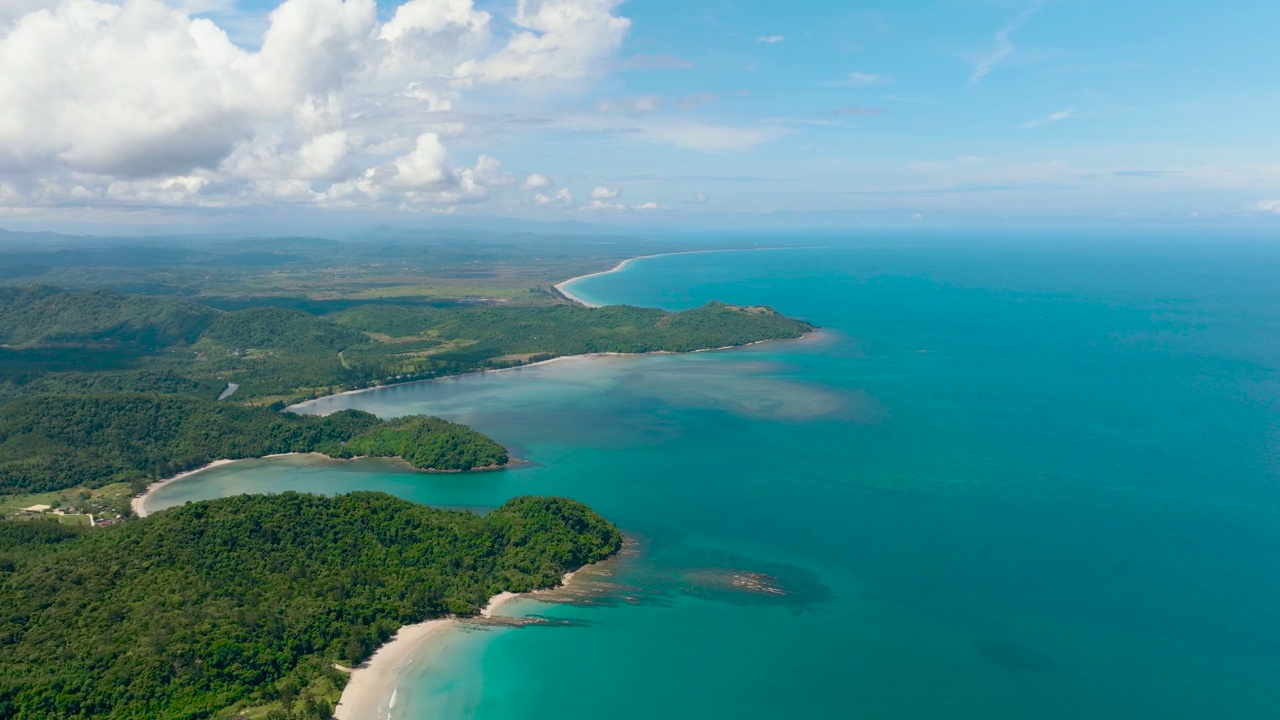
(0, 286), (218, 348)
(0, 492), (622, 720)
(201, 307), (366, 353)
(0, 394), (507, 495)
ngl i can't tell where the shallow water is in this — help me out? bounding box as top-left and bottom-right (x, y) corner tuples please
(149, 236), (1280, 719)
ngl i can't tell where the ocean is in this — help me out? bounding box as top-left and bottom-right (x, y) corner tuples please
(148, 234), (1280, 719)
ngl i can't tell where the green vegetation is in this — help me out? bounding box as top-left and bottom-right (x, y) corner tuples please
(0, 285), (217, 348)
(0, 284), (812, 404)
(0, 395), (505, 495)
(202, 308), (366, 354)
(0, 229), (671, 302)
(0, 234), (802, 719)
(0, 492), (622, 719)
(326, 416), (508, 471)
(342, 300), (813, 355)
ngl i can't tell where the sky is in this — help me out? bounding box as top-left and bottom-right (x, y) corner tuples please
(1, 0), (1279, 232)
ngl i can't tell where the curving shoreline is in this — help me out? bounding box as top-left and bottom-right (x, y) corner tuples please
(332, 572), (575, 720)
(131, 453), (527, 517)
(553, 247), (805, 307)
(130, 248), (817, 717)
(132, 454), (329, 518)
(131, 458), (245, 518)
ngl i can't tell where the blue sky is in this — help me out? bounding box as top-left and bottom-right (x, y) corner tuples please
(1, 0), (1278, 230)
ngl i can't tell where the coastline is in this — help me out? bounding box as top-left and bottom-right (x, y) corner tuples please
(130, 452), (526, 517)
(332, 571), (577, 720)
(289, 246), (821, 412)
(552, 246), (817, 308)
(131, 452), (326, 518)
(130, 458), (244, 518)
(286, 327), (819, 412)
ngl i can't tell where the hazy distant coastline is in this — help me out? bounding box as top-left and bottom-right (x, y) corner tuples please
(553, 247), (819, 307)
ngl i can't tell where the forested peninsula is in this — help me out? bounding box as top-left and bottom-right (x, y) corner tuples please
(0, 492), (623, 719)
(0, 243), (812, 719)
(0, 395), (507, 496)
(0, 285), (814, 404)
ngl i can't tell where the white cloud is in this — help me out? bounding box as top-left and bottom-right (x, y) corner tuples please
(0, 0), (638, 214)
(321, 137), (512, 208)
(377, 0), (491, 81)
(969, 0), (1043, 85)
(470, 154), (515, 186)
(684, 192), (710, 205)
(1020, 108), (1073, 129)
(756, 35), (784, 44)
(633, 201), (664, 210)
(0, 0), (380, 178)
(385, 133), (454, 188)
(522, 172), (553, 189)
(1258, 199), (1280, 214)
(0, 0), (61, 28)
(534, 187), (573, 205)
(453, 0), (630, 84)
(590, 185), (620, 200)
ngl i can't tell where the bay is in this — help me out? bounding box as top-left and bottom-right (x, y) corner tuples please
(147, 235), (1280, 719)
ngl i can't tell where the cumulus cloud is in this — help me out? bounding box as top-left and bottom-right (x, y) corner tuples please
(375, 0), (493, 99)
(534, 187), (573, 205)
(683, 192), (710, 205)
(522, 172), (553, 189)
(453, 0), (630, 84)
(1258, 199), (1280, 214)
(584, 199), (625, 211)
(633, 201), (664, 210)
(590, 185), (620, 200)
(0, 0), (636, 213)
(0, 0), (343, 177)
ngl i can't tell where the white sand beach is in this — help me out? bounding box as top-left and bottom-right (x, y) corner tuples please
(333, 572), (575, 720)
(131, 453), (324, 518)
(130, 459), (240, 518)
(552, 246), (816, 307)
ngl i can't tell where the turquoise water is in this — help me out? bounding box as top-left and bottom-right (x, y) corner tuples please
(149, 237), (1280, 719)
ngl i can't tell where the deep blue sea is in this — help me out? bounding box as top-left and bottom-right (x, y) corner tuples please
(150, 235), (1280, 719)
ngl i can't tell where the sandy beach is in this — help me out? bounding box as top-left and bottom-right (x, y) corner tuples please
(333, 573), (573, 720)
(130, 459), (241, 517)
(131, 453), (323, 518)
(553, 246), (817, 307)
(553, 249), (738, 307)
